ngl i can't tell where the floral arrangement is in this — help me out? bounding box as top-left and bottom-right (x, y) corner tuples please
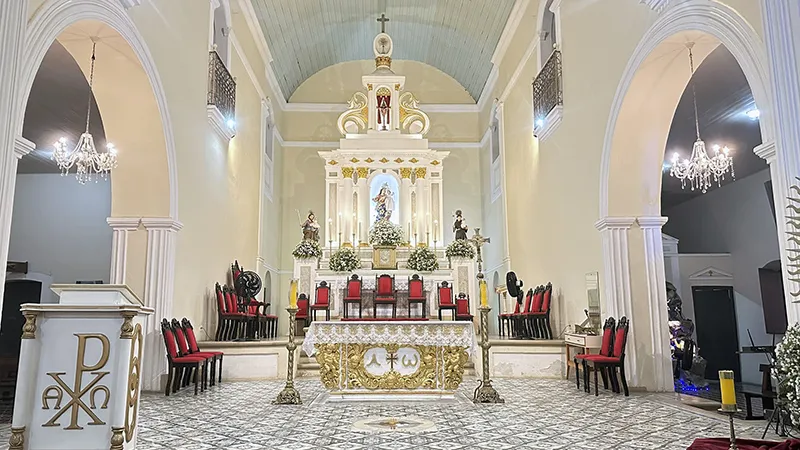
(406, 246), (439, 272)
(329, 246), (362, 272)
(775, 322), (800, 424)
(445, 239), (476, 259)
(291, 239), (322, 259)
(368, 219), (404, 247)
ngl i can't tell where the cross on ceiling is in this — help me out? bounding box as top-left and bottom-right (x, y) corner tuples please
(377, 13), (389, 33)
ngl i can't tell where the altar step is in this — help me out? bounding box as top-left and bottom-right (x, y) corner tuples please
(296, 355), (477, 379)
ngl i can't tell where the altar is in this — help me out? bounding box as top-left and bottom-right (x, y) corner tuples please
(302, 321), (476, 399)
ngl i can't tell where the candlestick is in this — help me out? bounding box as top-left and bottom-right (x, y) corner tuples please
(289, 279), (298, 308)
(328, 218), (333, 241)
(359, 221), (362, 243)
(338, 232), (342, 249)
(426, 231), (430, 246)
(480, 279), (488, 307)
(337, 212), (341, 233)
(434, 220), (439, 242)
(719, 370), (736, 410)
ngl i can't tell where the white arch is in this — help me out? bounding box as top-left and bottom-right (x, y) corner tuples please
(18, 0), (178, 219)
(598, 0), (772, 218)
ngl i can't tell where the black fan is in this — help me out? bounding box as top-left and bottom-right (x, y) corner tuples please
(506, 271), (524, 304)
(235, 270), (262, 299)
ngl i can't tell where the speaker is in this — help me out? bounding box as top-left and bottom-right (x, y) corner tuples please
(759, 264), (788, 334)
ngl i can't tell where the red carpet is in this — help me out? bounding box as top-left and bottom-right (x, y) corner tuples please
(688, 439), (800, 449)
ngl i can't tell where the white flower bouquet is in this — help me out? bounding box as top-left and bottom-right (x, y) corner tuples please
(368, 219), (404, 247)
(407, 246), (439, 272)
(445, 239), (476, 259)
(329, 247), (362, 272)
(291, 239), (322, 259)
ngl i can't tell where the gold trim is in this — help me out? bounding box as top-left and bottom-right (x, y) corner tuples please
(316, 343), (341, 389)
(341, 167), (354, 178)
(375, 56), (392, 68)
(345, 344), (439, 390)
(22, 312), (37, 339)
(110, 426), (124, 450)
(349, 158), (360, 163)
(409, 158), (419, 163)
(376, 87), (391, 96)
(379, 158), (389, 163)
(120, 312), (135, 339)
(328, 160), (338, 165)
(331, 390), (456, 396)
(365, 158), (375, 163)
(125, 324), (143, 441)
(431, 160), (440, 166)
(394, 83), (401, 91)
(356, 167), (369, 179)
(399, 168), (412, 179)
(8, 426), (24, 450)
(394, 158), (404, 164)
(367, 84), (373, 91)
(414, 167), (427, 179)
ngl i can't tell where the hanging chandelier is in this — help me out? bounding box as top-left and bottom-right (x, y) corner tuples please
(52, 40), (118, 184)
(669, 42), (734, 193)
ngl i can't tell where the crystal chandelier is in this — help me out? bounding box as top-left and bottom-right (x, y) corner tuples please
(669, 42), (734, 193)
(52, 41), (117, 184)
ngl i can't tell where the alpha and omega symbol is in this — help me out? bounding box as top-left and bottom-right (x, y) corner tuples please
(41, 333), (111, 430)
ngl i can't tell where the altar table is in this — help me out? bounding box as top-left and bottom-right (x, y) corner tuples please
(302, 321), (476, 397)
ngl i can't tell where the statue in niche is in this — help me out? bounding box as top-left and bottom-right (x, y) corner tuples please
(372, 184), (395, 222)
(377, 89), (391, 131)
(298, 210), (320, 242)
(453, 210), (469, 240)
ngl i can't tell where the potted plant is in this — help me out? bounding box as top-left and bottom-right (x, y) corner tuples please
(329, 247), (362, 272)
(369, 219), (404, 269)
(406, 246), (439, 272)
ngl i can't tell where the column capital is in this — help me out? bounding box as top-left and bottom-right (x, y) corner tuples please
(107, 217), (141, 230)
(141, 218), (183, 232)
(754, 140), (777, 163)
(14, 137), (34, 159)
(636, 216), (668, 229)
(594, 216), (635, 231)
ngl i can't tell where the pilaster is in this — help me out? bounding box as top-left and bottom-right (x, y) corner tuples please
(399, 168), (412, 239)
(139, 218), (182, 391)
(357, 169), (370, 243)
(107, 217), (141, 284)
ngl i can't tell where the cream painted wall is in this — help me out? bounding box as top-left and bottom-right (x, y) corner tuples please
(260, 138), (284, 305)
(441, 148), (482, 247)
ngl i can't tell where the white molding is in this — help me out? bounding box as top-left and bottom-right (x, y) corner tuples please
(14, 136), (34, 159)
(639, 216), (672, 391)
(688, 266), (734, 282)
(599, 0), (772, 217)
(492, 0), (530, 65)
(20, 0), (181, 220)
(207, 105), (236, 141)
(594, 216), (636, 231)
(278, 139), (484, 150)
(283, 102), (479, 114)
(119, 0), (142, 8)
(662, 232), (679, 256)
(230, 30), (265, 99)
(233, 0), (286, 111)
(107, 217), (141, 230)
(639, 0), (671, 13)
(107, 217), (140, 284)
(141, 217), (183, 232)
(636, 215), (668, 228)
(498, 34), (538, 103)
(534, 105), (563, 141)
(754, 139), (777, 163)
(478, 66), (499, 113)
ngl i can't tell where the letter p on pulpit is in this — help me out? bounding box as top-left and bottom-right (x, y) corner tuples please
(8, 284), (153, 450)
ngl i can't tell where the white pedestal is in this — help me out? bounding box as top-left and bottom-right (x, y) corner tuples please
(450, 257), (477, 317)
(294, 257), (319, 306)
(9, 284), (153, 450)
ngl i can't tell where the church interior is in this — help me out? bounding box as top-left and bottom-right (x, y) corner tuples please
(1, 0), (800, 449)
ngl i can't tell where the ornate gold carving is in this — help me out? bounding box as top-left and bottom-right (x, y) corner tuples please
(328, 160), (338, 165)
(365, 158), (375, 163)
(42, 334), (111, 429)
(337, 92), (369, 135)
(125, 324), (143, 442)
(315, 343), (341, 389)
(442, 346), (468, 390)
(394, 158), (404, 164)
(415, 167), (427, 179)
(21, 312), (37, 339)
(356, 167), (369, 179)
(367, 84), (373, 91)
(409, 158), (419, 163)
(398, 92), (431, 135)
(346, 344), (438, 390)
(400, 168), (412, 179)
(431, 160), (440, 166)
(350, 158), (360, 163)
(120, 312), (135, 339)
(788, 179), (800, 297)
(379, 158), (389, 163)
(341, 167), (355, 178)
(394, 83), (401, 91)
(375, 56), (392, 68)
(8, 426), (24, 450)
(376, 87), (391, 96)
(110, 427), (124, 450)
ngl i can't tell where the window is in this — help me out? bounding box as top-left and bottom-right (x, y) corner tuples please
(262, 100), (274, 201)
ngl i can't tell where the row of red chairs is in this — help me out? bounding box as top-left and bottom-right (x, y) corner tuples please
(161, 318), (224, 396)
(214, 261), (278, 341)
(574, 316), (630, 396)
(498, 283), (553, 339)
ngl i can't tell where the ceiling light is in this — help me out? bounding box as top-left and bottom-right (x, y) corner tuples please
(745, 109), (760, 120)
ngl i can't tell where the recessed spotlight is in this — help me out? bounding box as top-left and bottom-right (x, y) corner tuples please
(745, 109), (760, 120)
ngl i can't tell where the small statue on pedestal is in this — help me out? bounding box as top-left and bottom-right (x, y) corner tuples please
(298, 210), (320, 242)
(453, 210), (468, 240)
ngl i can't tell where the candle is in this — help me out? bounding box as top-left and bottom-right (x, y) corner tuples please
(480, 279), (488, 307)
(337, 212), (341, 232)
(289, 279), (298, 308)
(359, 221), (362, 241)
(719, 370), (736, 408)
(407, 222), (411, 241)
(434, 220), (439, 241)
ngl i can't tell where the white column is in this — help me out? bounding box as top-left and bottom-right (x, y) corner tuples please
(762, 1), (800, 324)
(107, 217), (141, 284)
(416, 174), (429, 244)
(357, 169), (370, 242)
(343, 177), (354, 244)
(595, 217), (638, 386)
(399, 169), (412, 235)
(638, 216), (673, 392)
(662, 233), (681, 296)
(139, 218), (182, 392)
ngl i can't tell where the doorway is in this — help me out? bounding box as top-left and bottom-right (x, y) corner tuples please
(692, 285), (741, 381)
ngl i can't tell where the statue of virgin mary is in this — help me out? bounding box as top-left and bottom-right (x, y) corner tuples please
(372, 183), (395, 222)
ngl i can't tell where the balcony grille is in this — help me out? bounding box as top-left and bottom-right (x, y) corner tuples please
(532, 50), (563, 124)
(207, 50), (236, 120)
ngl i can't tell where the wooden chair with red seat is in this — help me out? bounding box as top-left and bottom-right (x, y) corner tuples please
(311, 281), (331, 321)
(373, 274), (397, 318)
(407, 274), (426, 318)
(584, 316), (630, 396)
(227, 285), (259, 340)
(181, 318), (224, 385)
(498, 298), (520, 337)
(455, 293), (474, 321)
(214, 283), (245, 341)
(296, 293), (310, 331)
(528, 282), (554, 339)
(437, 281), (456, 320)
(512, 288), (535, 338)
(261, 288), (278, 338)
(574, 316), (615, 391)
(161, 319), (207, 396)
(343, 274), (363, 319)
(169, 319), (211, 391)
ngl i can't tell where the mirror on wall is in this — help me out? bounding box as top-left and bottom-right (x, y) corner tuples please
(575, 272), (602, 334)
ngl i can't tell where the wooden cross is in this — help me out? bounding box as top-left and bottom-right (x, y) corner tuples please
(377, 13), (389, 33)
(470, 228), (491, 274)
(385, 351), (398, 371)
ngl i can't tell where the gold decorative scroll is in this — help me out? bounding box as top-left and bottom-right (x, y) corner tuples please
(787, 179), (800, 298)
(415, 167), (427, 179)
(337, 92), (369, 135)
(400, 168), (412, 179)
(341, 167), (355, 179)
(356, 167), (369, 179)
(442, 346), (469, 390)
(346, 344), (438, 390)
(316, 343), (342, 389)
(124, 324), (143, 442)
(398, 92), (431, 135)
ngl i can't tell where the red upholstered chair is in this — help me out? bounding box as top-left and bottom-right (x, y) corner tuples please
(527, 283), (554, 339)
(437, 281), (456, 320)
(374, 274), (397, 318)
(584, 316), (630, 396)
(343, 274), (363, 318)
(253, 289), (278, 338)
(171, 318), (214, 389)
(512, 288), (534, 338)
(574, 316), (615, 391)
(295, 293), (310, 331)
(311, 281), (331, 321)
(161, 319), (207, 396)
(455, 293), (473, 321)
(231, 260), (242, 283)
(407, 275), (426, 318)
(498, 297), (520, 337)
(214, 283), (246, 341)
(181, 318), (224, 384)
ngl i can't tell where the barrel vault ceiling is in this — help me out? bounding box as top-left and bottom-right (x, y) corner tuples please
(249, 0), (517, 102)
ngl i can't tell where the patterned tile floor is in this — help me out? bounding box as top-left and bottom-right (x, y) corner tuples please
(0, 379), (783, 450)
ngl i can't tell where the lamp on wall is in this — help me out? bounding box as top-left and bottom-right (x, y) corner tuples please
(52, 39), (118, 184)
(668, 42), (734, 193)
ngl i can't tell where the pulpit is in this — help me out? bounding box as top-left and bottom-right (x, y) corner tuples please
(8, 284), (152, 450)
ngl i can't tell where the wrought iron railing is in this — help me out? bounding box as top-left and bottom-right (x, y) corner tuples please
(532, 50), (562, 125)
(207, 50), (236, 121)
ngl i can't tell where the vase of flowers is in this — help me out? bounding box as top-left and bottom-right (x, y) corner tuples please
(292, 239), (322, 260)
(445, 239), (476, 260)
(407, 246), (439, 272)
(329, 247), (362, 272)
(369, 220), (404, 269)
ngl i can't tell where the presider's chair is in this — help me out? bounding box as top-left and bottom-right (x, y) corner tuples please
(437, 281), (456, 320)
(343, 274), (363, 318)
(311, 281), (331, 321)
(407, 274), (426, 318)
(374, 274), (397, 318)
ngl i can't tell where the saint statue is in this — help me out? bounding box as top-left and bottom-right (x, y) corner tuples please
(299, 210), (320, 242)
(377, 94), (390, 131)
(372, 184), (395, 222)
(453, 210), (468, 240)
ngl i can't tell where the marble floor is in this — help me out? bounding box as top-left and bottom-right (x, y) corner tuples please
(0, 378), (782, 450)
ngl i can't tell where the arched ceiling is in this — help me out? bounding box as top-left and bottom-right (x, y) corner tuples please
(249, 0), (517, 102)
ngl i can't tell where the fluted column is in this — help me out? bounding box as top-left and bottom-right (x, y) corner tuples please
(342, 176), (354, 244)
(357, 168), (370, 242)
(416, 169), (429, 245)
(637, 216), (673, 392)
(399, 168), (412, 239)
(107, 217), (141, 284)
(140, 218), (182, 391)
(595, 217), (638, 386)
